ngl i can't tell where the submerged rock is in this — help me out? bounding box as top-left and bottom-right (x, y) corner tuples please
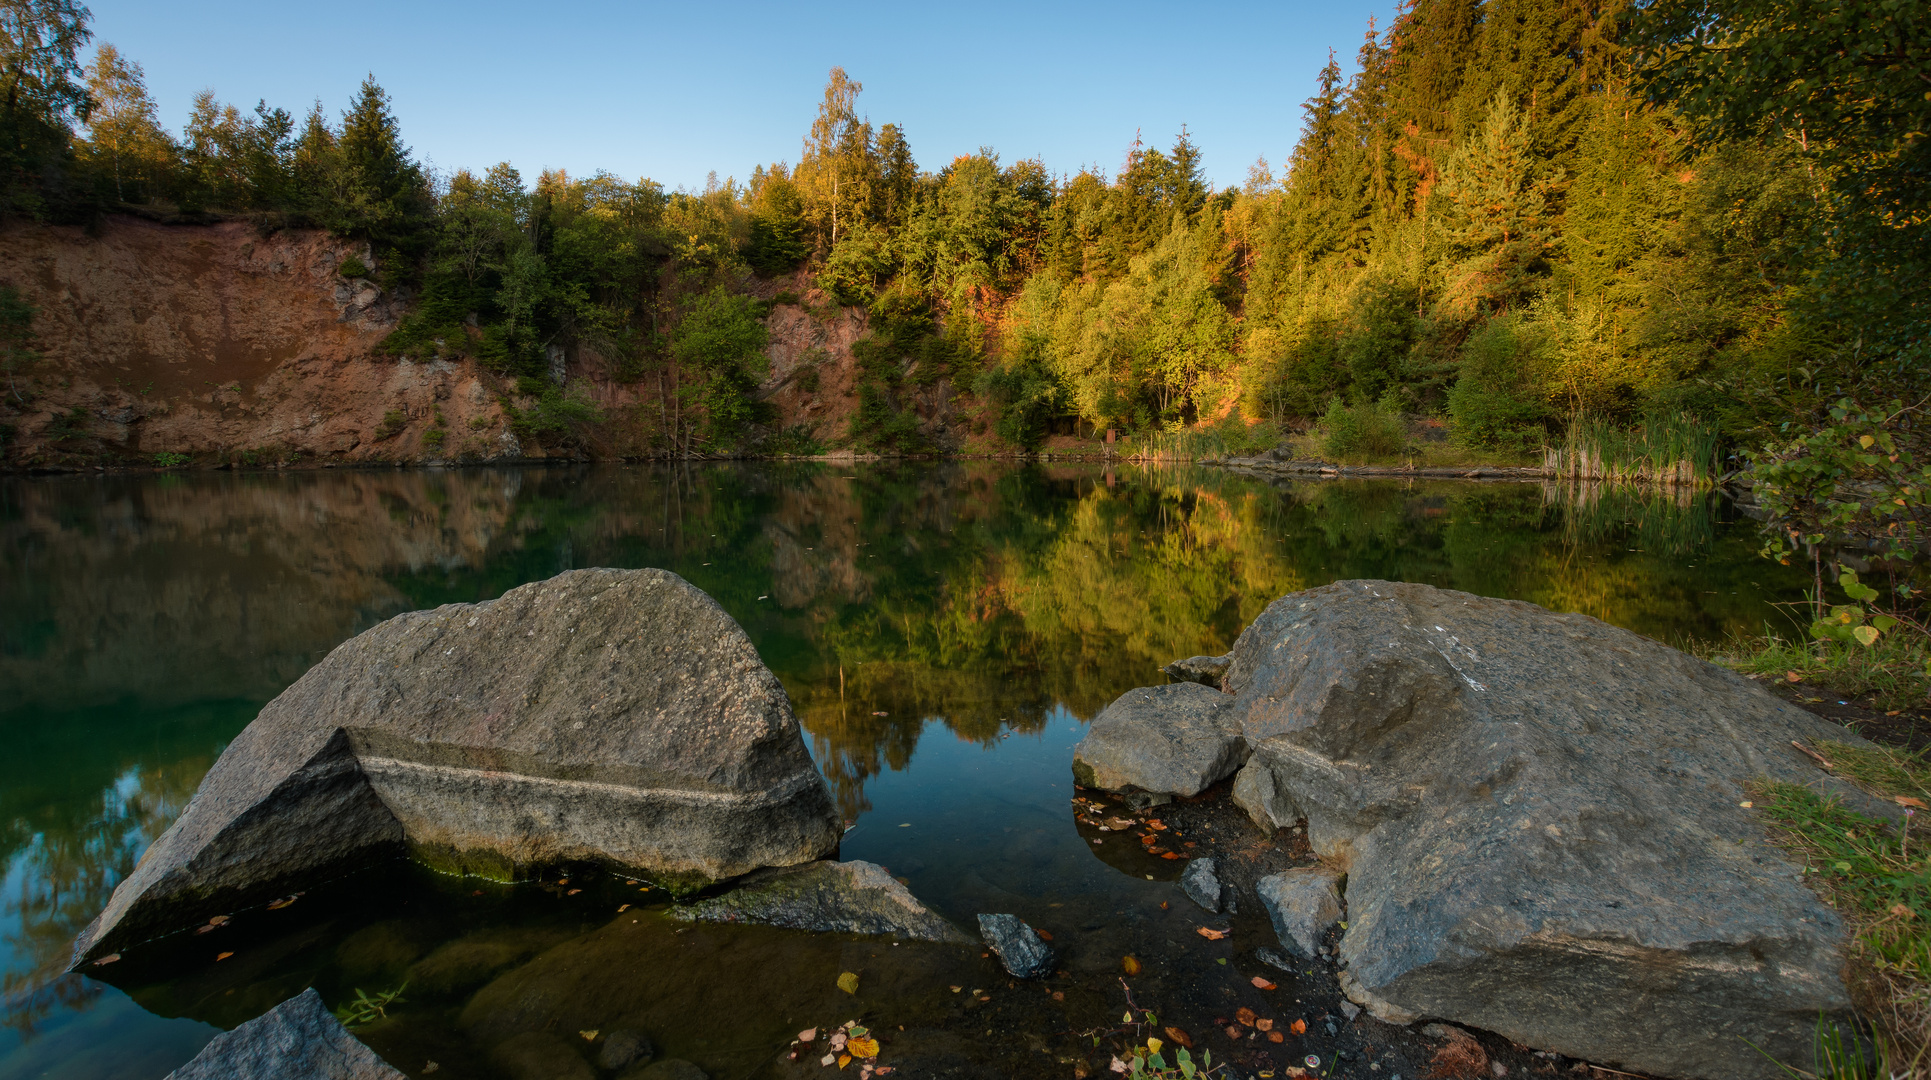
(1071, 682), (1246, 797)
(1179, 857), (1225, 913)
(1256, 866), (1343, 959)
(1211, 579), (1884, 1079)
(977, 914), (1054, 978)
(1162, 653), (1232, 689)
(672, 860), (970, 943)
(164, 987), (403, 1080)
(76, 568), (842, 964)
(598, 1029), (654, 1071)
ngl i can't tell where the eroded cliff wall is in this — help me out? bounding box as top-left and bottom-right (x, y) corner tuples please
(0, 217), (983, 468)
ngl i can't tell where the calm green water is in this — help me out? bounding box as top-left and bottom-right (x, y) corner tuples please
(0, 463), (1806, 1078)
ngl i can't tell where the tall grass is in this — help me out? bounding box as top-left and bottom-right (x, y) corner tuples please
(1129, 417), (1281, 463)
(1543, 412), (1721, 486)
(1542, 479), (1716, 558)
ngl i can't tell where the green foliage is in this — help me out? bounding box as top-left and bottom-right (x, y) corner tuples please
(337, 253), (369, 279)
(1319, 396), (1409, 462)
(507, 384), (601, 439)
(1447, 318), (1552, 453)
(1551, 412), (1721, 484)
(672, 287), (771, 449)
(0, 285), (41, 403)
(333, 984), (406, 1028)
(764, 422), (822, 456)
(374, 409), (406, 440)
(45, 406), (86, 442)
(150, 451), (188, 467)
(420, 427), (445, 450)
(1753, 400), (1931, 571)
(1629, 0), (1930, 398)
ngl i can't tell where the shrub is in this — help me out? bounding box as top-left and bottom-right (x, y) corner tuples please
(152, 451), (190, 467)
(421, 428), (446, 449)
(1318, 396), (1408, 462)
(1447, 317), (1552, 453)
(374, 409), (407, 440)
(337, 253), (370, 279)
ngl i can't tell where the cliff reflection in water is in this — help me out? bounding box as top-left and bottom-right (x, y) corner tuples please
(0, 463), (1803, 1047)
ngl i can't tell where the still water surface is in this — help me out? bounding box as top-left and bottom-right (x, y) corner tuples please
(0, 462), (1807, 1078)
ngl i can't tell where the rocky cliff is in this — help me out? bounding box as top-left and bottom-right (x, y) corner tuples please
(0, 217), (990, 469)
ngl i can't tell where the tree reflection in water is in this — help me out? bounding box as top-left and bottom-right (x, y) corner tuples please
(0, 463), (1803, 1051)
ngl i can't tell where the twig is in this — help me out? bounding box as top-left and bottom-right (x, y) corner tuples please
(1793, 740), (1837, 770)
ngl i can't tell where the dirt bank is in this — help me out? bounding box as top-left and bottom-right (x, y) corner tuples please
(0, 217), (1008, 470)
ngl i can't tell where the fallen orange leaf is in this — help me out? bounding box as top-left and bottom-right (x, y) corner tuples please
(1161, 852), (1184, 860)
(1236, 1007), (1257, 1027)
(1197, 927), (1229, 941)
(1164, 1027), (1194, 1048)
(1897, 796), (1928, 809)
(1036, 929), (1054, 941)
(566, 888), (582, 895)
(838, 1054), (852, 1068)
(1224, 1025), (1244, 1039)
(1252, 976), (1277, 990)
(1289, 1018), (1307, 1034)
(215, 952), (233, 961)
(1269, 1031), (1285, 1044)
(848, 1037), (880, 1058)
(1123, 955), (1142, 975)
(1256, 1018), (1275, 1032)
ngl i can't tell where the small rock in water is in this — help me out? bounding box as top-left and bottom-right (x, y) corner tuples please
(977, 913), (1055, 978)
(1179, 857), (1224, 913)
(1254, 946), (1295, 972)
(598, 1029), (653, 1071)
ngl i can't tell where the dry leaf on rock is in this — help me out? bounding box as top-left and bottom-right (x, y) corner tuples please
(1197, 927), (1229, 941)
(1289, 1019), (1307, 1034)
(1122, 956), (1142, 975)
(1268, 1031), (1285, 1044)
(215, 951), (233, 961)
(1256, 1018), (1275, 1031)
(849, 1037), (880, 1058)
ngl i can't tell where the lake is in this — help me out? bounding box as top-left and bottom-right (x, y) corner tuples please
(0, 462), (1807, 1079)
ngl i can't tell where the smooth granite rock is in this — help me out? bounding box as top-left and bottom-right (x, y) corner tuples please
(1256, 866), (1344, 959)
(1214, 579), (1885, 1079)
(1179, 857), (1225, 913)
(672, 860), (970, 942)
(977, 914), (1054, 978)
(76, 568), (842, 964)
(1071, 682), (1246, 797)
(1162, 653), (1232, 689)
(164, 988), (403, 1080)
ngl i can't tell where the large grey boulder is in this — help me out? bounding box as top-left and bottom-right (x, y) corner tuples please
(672, 860), (970, 943)
(1256, 866), (1344, 959)
(165, 988), (403, 1080)
(76, 568), (841, 964)
(1212, 580), (1883, 1080)
(1071, 682), (1246, 796)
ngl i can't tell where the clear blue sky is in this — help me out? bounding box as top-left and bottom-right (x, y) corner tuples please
(88, 0), (1397, 193)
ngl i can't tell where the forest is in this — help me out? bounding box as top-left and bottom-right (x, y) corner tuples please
(0, 0), (1922, 461)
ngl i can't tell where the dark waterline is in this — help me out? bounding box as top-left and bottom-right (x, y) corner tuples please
(0, 462), (1807, 1078)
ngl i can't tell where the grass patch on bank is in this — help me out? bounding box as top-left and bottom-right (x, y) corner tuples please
(1711, 632), (1931, 713)
(1753, 741), (1931, 1072)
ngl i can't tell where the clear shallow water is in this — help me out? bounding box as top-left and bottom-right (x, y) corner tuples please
(0, 463), (1808, 1078)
